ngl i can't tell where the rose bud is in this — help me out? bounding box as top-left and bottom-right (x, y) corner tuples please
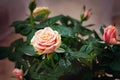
(33, 7), (51, 22)
(83, 10), (91, 20)
(12, 68), (23, 80)
(31, 27), (61, 54)
(103, 25), (118, 44)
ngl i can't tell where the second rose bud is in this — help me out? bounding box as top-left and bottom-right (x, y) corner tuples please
(103, 25), (119, 44)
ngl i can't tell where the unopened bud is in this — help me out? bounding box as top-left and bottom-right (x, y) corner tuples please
(84, 10), (91, 20)
(12, 68), (23, 80)
(33, 7), (51, 19)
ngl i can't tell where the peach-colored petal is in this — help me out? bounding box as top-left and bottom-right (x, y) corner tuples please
(31, 27), (61, 54)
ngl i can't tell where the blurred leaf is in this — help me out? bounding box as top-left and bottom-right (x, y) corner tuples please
(12, 21), (32, 36)
(15, 59), (29, 71)
(93, 30), (101, 40)
(8, 38), (25, 61)
(26, 29), (36, 43)
(0, 47), (10, 59)
(11, 38), (25, 47)
(34, 15), (64, 29)
(55, 47), (65, 53)
(112, 44), (120, 56)
(8, 52), (23, 62)
(11, 20), (30, 27)
(85, 24), (95, 27)
(50, 25), (74, 38)
(59, 59), (71, 68)
(29, 63), (42, 79)
(110, 58), (120, 71)
(34, 15), (44, 21)
(79, 26), (93, 36)
(71, 51), (91, 59)
(86, 36), (97, 42)
(80, 44), (93, 55)
(19, 45), (37, 56)
(71, 44), (95, 59)
(60, 15), (79, 27)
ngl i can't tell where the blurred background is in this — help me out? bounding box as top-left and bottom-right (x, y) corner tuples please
(0, 0), (120, 79)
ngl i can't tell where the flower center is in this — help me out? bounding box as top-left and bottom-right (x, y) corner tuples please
(41, 32), (52, 40)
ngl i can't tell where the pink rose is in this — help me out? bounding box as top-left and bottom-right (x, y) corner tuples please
(12, 68), (23, 80)
(31, 27), (61, 54)
(103, 25), (118, 44)
(84, 10), (91, 20)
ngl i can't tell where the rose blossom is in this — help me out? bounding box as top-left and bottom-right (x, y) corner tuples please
(103, 25), (118, 44)
(84, 10), (91, 20)
(31, 27), (61, 54)
(12, 68), (23, 80)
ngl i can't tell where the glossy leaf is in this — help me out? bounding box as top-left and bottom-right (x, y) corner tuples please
(50, 25), (74, 38)
(34, 15), (64, 29)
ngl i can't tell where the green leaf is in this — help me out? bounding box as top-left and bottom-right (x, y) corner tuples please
(71, 44), (94, 59)
(80, 44), (93, 54)
(71, 51), (92, 59)
(59, 59), (71, 68)
(29, 63), (41, 79)
(55, 47), (65, 53)
(11, 20), (30, 27)
(86, 36), (97, 43)
(19, 45), (37, 56)
(8, 39), (25, 61)
(34, 15), (44, 21)
(93, 30), (101, 40)
(26, 29), (36, 43)
(60, 15), (79, 27)
(85, 24), (95, 27)
(79, 26), (93, 36)
(11, 38), (25, 47)
(15, 59), (29, 71)
(12, 21), (32, 36)
(0, 47), (10, 59)
(8, 52), (23, 61)
(34, 15), (64, 29)
(5, 39), (25, 61)
(50, 25), (74, 38)
(110, 58), (120, 71)
(112, 44), (120, 56)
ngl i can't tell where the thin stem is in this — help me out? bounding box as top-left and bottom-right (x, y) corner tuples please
(47, 54), (55, 68)
(36, 61), (42, 72)
(30, 12), (34, 28)
(51, 56), (55, 68)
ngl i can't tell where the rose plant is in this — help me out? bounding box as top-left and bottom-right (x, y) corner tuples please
(0, 0), (120, 80)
